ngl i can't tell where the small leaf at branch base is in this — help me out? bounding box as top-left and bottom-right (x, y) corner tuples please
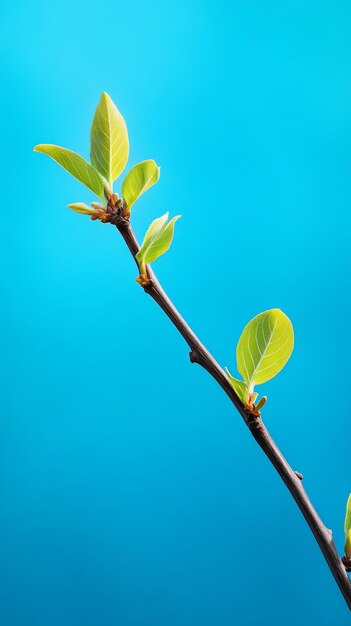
(34, 144), (105, 200)
(225, 369), (250, 405)
(122, 160), (160, 210)
(255, 396), (267, 411)
(236, 308), (294, 390)
(90, 92), (129, 187)
(136, 212), (181, 273)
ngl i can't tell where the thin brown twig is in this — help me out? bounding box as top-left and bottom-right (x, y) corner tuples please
(112, 211), (351, 610)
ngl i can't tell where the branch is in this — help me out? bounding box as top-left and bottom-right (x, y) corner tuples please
(113, 213), (351, 610)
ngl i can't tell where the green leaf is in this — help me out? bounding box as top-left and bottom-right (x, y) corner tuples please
(68, 202), (95, 215)
(345, 494), (351, 536)
(345, 530), (351, 560)
(90, 92), (129, 188)
(34, 144), (105, 200)
(139, 213), (168, 251)
(136, 212), (181, 272)
(236, 308), (294, 391)
(345, 496), (351, 559)
(122, 160), (160, 210)
(255, 396), (267, 411)
(225, 369), (250, 405)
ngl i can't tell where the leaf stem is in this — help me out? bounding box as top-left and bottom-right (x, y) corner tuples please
(114, 215), (351, 610)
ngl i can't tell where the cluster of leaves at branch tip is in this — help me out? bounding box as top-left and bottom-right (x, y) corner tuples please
(34, 92), (180, 273)
(34, 95), (292, 407)
(226, 309), (294, 412)
(345, 494), (351, 560)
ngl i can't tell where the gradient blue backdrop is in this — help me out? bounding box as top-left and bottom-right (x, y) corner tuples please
(1, 1), (351, 624)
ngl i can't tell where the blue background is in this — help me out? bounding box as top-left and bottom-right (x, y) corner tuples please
(1, 0), (351, 624)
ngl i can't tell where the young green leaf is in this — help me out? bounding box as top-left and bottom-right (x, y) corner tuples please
(68, 202), (95, 215)
(90, 92), (129, 188)
(345, 494), (351, 559)
(136, 212), (181, 273)
(345, 494), (351, 534)
(255, 396), (267, 411)
(237, 309), (294, 391)
(34, 144), (105, 200)
(225, 369), (250, 405)
(122, 160), (160, 210)
(139, 213), (169, 252)
(226, 308), (293, 408)
(345, 530), (351, 560)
